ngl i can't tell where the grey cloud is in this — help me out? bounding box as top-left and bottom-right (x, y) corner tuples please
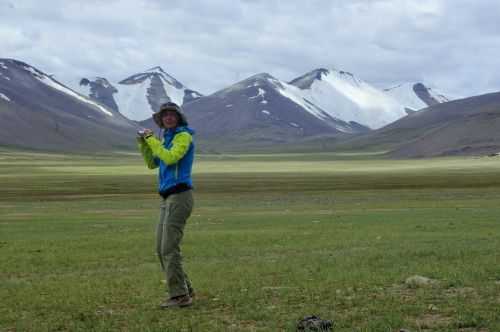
(1, 0), (499, 98)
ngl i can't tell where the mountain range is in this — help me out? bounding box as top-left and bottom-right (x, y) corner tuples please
(78, 65), (449, 131)
(3, 57), (498, 157)
(0, 59), (138, 151)
(288, 68), (448, 129)
(77, 64), (454, 152)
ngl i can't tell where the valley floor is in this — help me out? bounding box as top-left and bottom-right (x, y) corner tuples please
(1, 151), (500, 331)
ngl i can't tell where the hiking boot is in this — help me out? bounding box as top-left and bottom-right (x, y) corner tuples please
(159, 295), (193, 309)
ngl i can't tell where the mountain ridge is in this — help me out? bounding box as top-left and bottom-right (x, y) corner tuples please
(0, 58), (138, 152)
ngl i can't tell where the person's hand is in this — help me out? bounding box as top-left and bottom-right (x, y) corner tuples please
(143, 129), (153, 138)
(137, 128), (154, 139)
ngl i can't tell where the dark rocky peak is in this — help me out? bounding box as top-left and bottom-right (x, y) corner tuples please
(146, 66), (166, 74)
(119, 66), (184, 89)
(413, 83), (441, 106)
(289, 68), (361, 89)
(214, 73), (283, 98)
(80, 77), (117, 92)
(289, 68), (329, 89)
(79, 77), (119, 112)
(245, 72), (279, 84)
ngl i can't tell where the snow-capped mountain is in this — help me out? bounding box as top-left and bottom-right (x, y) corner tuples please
(77, 66), (450, 133)
(0, 58), (138, 151)
(79, 67), (202, 122)
(140, 72), (369, 145)
(384, 82), (449, 113)
(289, 68), (451, 129)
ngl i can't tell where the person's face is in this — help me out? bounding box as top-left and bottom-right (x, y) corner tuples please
(162, 111), (179, 129)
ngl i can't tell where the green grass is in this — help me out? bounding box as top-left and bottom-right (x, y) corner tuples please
(1, 151), (500, 331)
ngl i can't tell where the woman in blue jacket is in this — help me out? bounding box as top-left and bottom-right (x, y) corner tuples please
(137, 102), (195, 308)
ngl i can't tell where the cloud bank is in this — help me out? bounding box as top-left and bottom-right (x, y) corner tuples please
(2, 0), (500, 97)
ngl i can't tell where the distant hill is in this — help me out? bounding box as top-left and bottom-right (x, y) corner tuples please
(0, 59), (138, 152)
(333, 92), (500, 157)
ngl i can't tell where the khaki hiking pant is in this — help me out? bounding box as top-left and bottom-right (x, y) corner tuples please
(157, 190), (194, 298)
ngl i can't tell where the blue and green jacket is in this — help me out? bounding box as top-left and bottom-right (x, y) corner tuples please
(138, 126), (195, 193)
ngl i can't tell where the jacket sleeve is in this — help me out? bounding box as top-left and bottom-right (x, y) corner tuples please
(144, 132), (192, 166)
(137, 137), (159, 169)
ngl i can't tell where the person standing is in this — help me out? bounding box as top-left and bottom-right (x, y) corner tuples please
(137, 102), (195, 308)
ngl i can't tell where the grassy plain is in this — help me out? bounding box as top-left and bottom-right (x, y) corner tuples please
(1, 150), (500, 331)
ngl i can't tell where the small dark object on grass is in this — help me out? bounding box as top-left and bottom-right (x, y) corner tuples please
(296, 315), (333, 331)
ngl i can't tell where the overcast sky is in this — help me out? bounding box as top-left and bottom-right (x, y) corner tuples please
(1, 0), (500, 97)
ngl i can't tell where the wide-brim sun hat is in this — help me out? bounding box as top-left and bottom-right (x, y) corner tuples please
(153, 102), (188, 128)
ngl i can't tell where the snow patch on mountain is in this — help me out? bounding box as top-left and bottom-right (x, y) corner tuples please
(0, 62), (10, 80)
(0, 92), (11, 102)
(115, 83), (151, 121)
(249, 88), (266, 100)
(21, 65), (113, 117)
(384, 83), (427, 111)
(290, 69), (406, 129)
(187, 90), (202, 100)
(275, 82), (330, 120)
(384, 82), (449, 111)
(0, 68), (10, 80)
